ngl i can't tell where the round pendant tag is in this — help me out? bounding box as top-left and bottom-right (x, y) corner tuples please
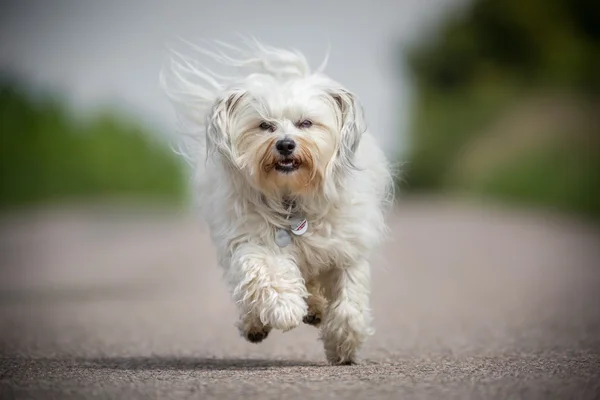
(290, 218), (308, 236)
(275, 228), (292, 247)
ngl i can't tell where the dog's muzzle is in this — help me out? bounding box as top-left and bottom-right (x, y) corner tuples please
(274, 138), (301, 173)
(275, 138), (296, 156)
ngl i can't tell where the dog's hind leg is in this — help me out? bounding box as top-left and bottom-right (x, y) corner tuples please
(320, 260), (374, 365)
(303, 279), (327, 327)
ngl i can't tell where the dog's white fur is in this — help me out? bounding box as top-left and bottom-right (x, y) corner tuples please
(160, 39), (394, 364)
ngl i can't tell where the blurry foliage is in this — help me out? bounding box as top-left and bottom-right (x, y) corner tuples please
(408, 0), (600, 94)
(470, 143), (600, 220)
(403, 0), (600, 220)
(0, 81), (187, 211)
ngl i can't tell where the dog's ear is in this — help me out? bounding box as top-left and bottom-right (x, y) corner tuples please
(328, 88), (366, 167)
(206, 89), (247, 162)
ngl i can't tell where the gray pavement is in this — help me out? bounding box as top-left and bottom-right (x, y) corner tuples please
(1, 198), (599, 399)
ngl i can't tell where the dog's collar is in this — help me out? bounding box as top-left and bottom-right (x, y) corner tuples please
(274, 197), (308, 247)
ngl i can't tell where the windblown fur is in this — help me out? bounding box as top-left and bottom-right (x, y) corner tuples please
(160, 38), (394, 365)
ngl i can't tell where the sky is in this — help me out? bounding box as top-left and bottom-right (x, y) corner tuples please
(0, 0), (464, 160)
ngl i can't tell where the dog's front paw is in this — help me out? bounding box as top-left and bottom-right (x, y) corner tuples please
(258, 290), (307, 332)
(238, 316), (272, 344)
(303, 281), (326, 328)
(303, 293), (325, 327)
(245, 326), (271, 343)
(302, 312), (321, 326)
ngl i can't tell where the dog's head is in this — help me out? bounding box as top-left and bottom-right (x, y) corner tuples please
(207, 73), (365, 197)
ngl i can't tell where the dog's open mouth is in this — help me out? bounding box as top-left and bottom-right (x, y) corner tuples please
(274, 158), (301, 173)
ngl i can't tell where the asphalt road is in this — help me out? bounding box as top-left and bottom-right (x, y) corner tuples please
(1, 198), (599, 399)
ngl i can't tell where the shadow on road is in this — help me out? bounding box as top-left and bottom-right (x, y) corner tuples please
(77, 356), (325, 371)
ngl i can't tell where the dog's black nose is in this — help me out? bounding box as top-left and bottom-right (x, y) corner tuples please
(275, 138), (296, 156)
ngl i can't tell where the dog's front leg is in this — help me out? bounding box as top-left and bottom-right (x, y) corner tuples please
(227, 245), (308, 340)
(321, 260), (374, 365)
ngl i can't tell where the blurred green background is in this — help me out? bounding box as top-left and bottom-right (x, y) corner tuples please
(0, 0), (598, 222)
(0, 79), (188, 212)
(401, 0), (600, 221)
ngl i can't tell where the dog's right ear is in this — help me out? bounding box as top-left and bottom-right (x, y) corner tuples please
(206, 89), (246, 162)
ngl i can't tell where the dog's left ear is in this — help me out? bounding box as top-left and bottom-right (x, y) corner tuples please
(329, 88), (366, 162)
(206, 89), (247, 162)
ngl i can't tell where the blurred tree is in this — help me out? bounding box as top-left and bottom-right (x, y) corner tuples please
(0, 81), (188, 211)
(402, 0), (600, 220)
(408, 0), (600, 94)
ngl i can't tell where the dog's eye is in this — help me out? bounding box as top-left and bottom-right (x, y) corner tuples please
(259, 121), (276, 132)
(297, 119), (313, 129)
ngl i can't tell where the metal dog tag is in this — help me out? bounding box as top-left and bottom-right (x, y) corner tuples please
(290, 217), (308, 236)
(275, 228), (292, 247)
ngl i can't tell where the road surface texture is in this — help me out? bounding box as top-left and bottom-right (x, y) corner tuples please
(1, 198), (599, 399)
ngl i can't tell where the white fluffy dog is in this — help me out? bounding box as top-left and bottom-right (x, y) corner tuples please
(160, 39), (394, 365)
